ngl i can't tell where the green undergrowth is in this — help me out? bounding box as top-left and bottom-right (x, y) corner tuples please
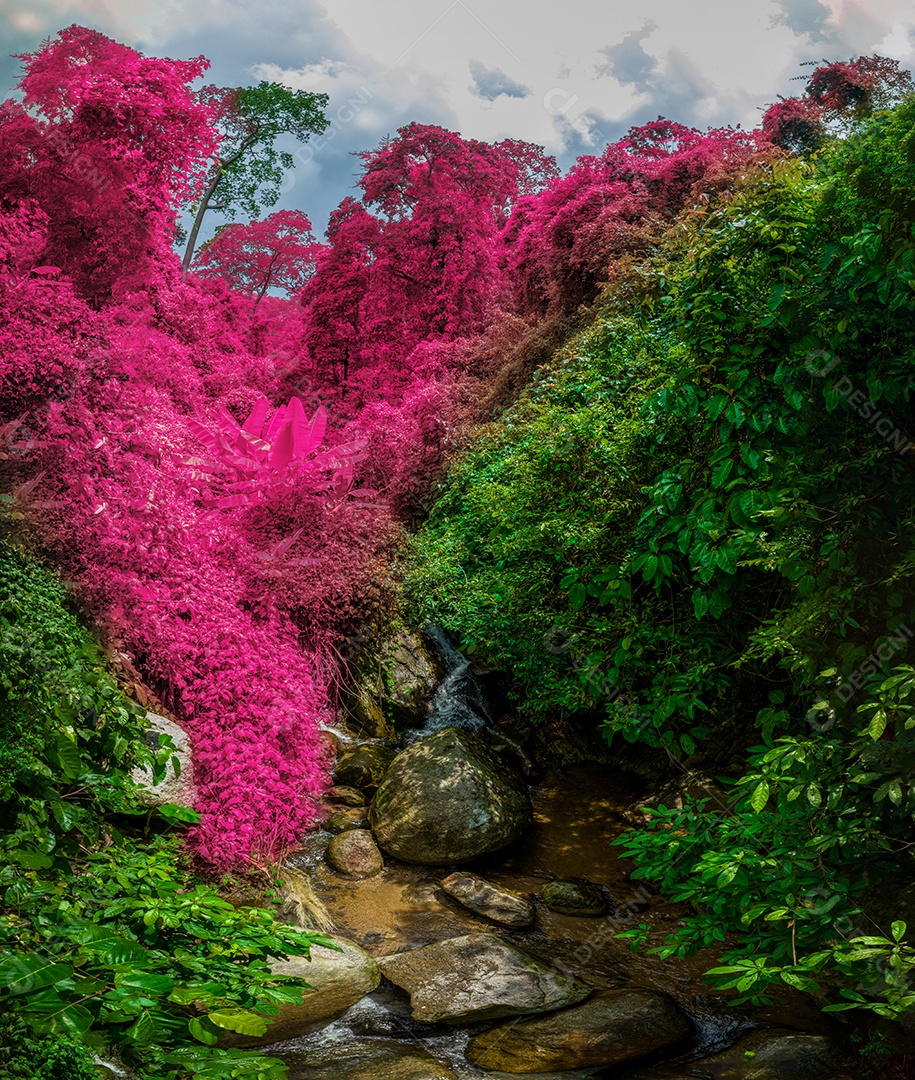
(407, 98), (915, 1026)
(0, 531), (330, 1080)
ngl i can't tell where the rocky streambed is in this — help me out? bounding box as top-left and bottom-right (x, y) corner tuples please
(243, 707), (854, 1080)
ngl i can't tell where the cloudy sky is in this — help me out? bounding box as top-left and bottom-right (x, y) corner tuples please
(4, 0), (914, 237)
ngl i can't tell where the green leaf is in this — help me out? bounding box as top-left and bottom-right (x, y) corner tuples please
(207, 1010), (269, 1037)
(892, 921), (907, 942)
(569, 582), (587, 611)
(49, 1003), (95, 1037)
(0, 957), (73, 996)
(867, 709), (888, 741)
(189, 1017), (220, 1046)
(750, 780), (770, 812)
(158, 803), (202, 825)
(54, 733), (84, 779)
(10, 849), (53, 870)
(125, 1011), (157, 1046)
(115, 972), (176, 995)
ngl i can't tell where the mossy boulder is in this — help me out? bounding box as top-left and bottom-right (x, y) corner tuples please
(334, 744), (396, 793)
(369, 727), (532, 865)
(622, 1030), (848, 1079)
(541, 880), (606, 917)
(466, 988), (692, 1071)
(326, 829), (384, 878)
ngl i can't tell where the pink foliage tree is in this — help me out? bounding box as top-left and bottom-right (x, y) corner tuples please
(3, 26), (216, 305)
(762, 55), (914, 153)
(193, 209), (323, 304)
(503, 119), (767, 315)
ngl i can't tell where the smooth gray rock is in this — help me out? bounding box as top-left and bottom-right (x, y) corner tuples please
(378, 933), (590, 1024)
(224, 937), (380, 1046)
(326, 829), (383, 878)
(441, 871), (535, 926)
(369, 727), (533, 865)
(284, 1040), (459, 1079)
(466, 988), (692, 1071)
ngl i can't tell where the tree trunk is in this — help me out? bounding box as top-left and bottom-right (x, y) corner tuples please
(181, 168), (224, 279)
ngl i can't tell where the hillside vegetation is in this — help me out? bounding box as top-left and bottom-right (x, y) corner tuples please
(2, 24), (915, 1076)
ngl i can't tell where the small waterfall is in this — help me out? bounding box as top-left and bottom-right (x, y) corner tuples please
(423, 625), (492, 733)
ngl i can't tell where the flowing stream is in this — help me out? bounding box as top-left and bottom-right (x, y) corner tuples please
(423, 624), (492, 733)
(272, 632), (840, 1078)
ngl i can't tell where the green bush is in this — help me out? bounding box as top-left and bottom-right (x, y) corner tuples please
(0, 1012), (99, 1080)
(408, 98), (915, 1019)
(0, 534), (331, 1079)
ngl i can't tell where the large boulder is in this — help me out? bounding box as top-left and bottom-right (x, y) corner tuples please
(378, 933), (590, 1024)
(441, 871), (534, 927)
(369, 728), (533, 864)
(334, 744), (396, 793)
(326, 829), (384, 878)
(620, 1030), (848, 1080)
(284, 1040), (459, 1079)
(466, 988), (692, 1071)
(130, 712), (195, 808)
(541, 880), (606, 917)
(224, 937), (380, 1047)
(344, 684), (396, 740)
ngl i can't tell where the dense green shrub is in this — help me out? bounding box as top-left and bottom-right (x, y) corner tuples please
(0, 533), (330, 1079)
(408, 98), (915, 1017)
(0, 1012), (99, 1080)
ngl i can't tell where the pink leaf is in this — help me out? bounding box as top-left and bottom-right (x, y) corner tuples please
(242, 396), (270, 440)
(263, 404), (288, 445)
(268, 413), (296, 474)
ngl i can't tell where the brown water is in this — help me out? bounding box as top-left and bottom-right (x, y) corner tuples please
(277, 764), (835, 1076)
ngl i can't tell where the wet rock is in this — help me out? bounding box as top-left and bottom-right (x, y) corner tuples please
(620, 1029), (848, 1079)
(284, 1039), (458, 1079)
(326, 829), (383, 878)
(224, 937), (380, 1046)
(541, 880), (606, 917)
(401, 881), (443, 904)
(328, 785), (366, 807)
(130, 711), (196, 808)
(334, 744), (396, 793)
(382, 631), (443, 727)
(326, 807), (369, 833)
(466, 988), (692, 1072)
(345, 684), (396, 740)
(369, 727), (533, 865)
(441, 871), (534, 927)
(378, 933), (590, 1024)
(317, 729), (341, 757)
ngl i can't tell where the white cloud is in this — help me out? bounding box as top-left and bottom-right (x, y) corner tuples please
(2, 0), (912, 230)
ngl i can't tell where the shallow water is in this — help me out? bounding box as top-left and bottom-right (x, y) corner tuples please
(275, 763), (835, 1077)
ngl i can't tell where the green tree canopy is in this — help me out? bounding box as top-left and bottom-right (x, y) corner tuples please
(181, 81), (328, 275)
